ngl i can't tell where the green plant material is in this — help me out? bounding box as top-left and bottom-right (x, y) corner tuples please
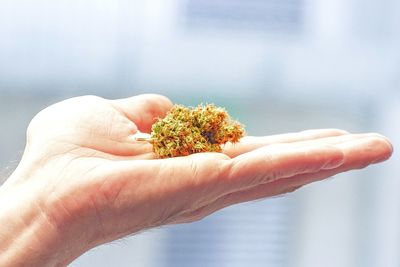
(150, 104), (245, 158)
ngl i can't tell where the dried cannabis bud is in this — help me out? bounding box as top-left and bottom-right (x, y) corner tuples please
(150, 104), (245, 158)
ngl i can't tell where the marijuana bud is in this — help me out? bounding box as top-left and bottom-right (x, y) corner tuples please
(150, 104), (245, 158)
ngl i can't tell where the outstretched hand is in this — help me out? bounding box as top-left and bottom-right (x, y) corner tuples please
(0, 94), (393, 267)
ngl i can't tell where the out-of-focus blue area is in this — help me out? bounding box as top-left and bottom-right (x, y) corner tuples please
(0, 1), (399, 267)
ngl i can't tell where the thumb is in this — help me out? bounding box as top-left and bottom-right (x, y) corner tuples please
(111, 94), (173, 133)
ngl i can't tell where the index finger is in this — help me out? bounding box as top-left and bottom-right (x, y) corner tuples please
(223, 129), (348, 157)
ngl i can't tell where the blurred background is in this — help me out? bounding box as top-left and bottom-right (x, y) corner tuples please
(0, 0), (399, 266)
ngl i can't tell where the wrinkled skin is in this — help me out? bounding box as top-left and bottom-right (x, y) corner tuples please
(0, 94), (393, 267)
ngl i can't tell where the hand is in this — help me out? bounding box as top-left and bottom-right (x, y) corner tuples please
(0, 94), (393, 267)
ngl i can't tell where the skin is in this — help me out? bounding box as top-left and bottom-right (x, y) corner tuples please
(0, 94), (393, 267)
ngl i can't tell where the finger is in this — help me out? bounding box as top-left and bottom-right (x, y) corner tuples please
(110, 94), (173, 133)
(175, 133), (391, 215)
(173, 135), (393, 223)
(228, 132), (389, 156)
(222, 129), (348, 157)
(155, 141), (344, 209)
(224, 135), (392, 206)
(280, 134), (394, 188)
(227, 143), (345, 190)
(153, 142), (342, 218)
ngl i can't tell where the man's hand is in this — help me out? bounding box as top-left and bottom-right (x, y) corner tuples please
(0, 94), (393, 267)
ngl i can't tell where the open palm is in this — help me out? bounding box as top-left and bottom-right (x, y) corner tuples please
(4, 94), (392, 265)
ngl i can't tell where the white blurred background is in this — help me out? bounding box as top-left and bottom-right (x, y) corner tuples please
(0, 1), (399, 266)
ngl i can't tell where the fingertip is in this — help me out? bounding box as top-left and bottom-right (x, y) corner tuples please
(335, 134), (394, 168)
(368, 134), (394, 163)
(369, 133), (393, 153)
(379, 137), (393, 160)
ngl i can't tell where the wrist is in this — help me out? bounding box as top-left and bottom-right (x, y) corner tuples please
(0, 176), (80, 267)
